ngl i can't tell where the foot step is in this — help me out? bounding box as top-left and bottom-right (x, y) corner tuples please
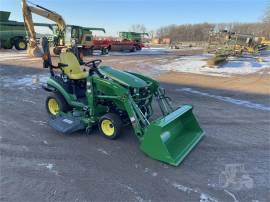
(48, 115), (85, 134)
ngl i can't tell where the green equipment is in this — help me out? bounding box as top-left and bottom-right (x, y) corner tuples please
(0, 11), (28, 50)
(119, 32), (149, 42)
(41, 37), (204, 166)
(207, 30), (269, 66)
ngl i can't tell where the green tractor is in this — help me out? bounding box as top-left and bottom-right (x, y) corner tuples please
(41, 37), (204, 166)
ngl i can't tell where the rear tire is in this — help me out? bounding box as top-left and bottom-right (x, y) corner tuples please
(99, 113), (122, 139)
(45, 92), (70, 117)
(130, 46), (136, 52)
(101, 47), (108, 55)
(136, 45), (142, 50)
(3, 42), (13, 49)
(14, 39), (27, 50)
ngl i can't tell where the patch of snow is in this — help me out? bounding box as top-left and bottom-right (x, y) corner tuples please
(172, 182), (193, 193)
(38, 163), (58, 175)
(162, 164), (169, 169)
(134, 164), (158, 178)
(0, 120), (9, 126)
(157, 53), (270, 77)
(170, 181), (218, 202)
(31, 120), (47, 126)
(0, 51), (41, 62)
(109, 47), (171, 56)
(151, 172), (158, 177)
(38, 163), (53, 170)
(224, 189), (239, 202)
(0, 74), (48, 89)
(119, 183), (144, 202)
(144, 168), (150, 173)
(134, 164), (140, 169)
(134, 163), (221, 202)
(21, 145), (29, 151)
(97, 148), (109, 155)
(46, 164), (53, 170)
(92, 50), (102, 56)
(22, 99), (36, 104)
(207, 183), (217, 188)
(200, 193), (218, 202)
(177, 88), (270, 111)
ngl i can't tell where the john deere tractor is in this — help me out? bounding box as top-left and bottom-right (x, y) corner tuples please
(41, 37), (204, 166)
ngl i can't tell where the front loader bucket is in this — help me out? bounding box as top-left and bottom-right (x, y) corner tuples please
(140, 105), (204, 166)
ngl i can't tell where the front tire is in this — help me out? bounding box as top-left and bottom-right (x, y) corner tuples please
(99, 113), (122, 139)
(14, 39), (27, 50)
(45, 93), (70, 117)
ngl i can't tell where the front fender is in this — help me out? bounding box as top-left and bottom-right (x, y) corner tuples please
(126, 71), (159, 92)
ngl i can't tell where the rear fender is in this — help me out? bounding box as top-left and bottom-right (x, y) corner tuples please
(47, 78), (76, 105)
(42, 84), (56, 92)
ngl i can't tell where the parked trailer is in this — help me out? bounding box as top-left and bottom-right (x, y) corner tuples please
(90, 31), (148, 53)
(92, 39), (145, 53)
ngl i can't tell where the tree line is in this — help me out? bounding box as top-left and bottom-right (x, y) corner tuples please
(131, 6), (270, 42)
(155, 21), (270, 43)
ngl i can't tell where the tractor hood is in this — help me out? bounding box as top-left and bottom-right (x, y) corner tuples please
(99, 66), (148, 88)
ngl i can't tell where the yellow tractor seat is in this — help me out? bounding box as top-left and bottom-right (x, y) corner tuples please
(59, 52), (88, 80)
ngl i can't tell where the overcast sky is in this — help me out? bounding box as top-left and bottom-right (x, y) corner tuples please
(1, 0), (269, 36)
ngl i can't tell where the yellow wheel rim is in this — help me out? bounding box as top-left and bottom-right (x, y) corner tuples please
(19, 42), (26, 49)
(101, 119), (115, 136)
(48, 98), (59, 115)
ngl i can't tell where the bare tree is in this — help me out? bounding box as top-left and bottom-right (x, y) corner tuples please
(156, 23), (214, 42)
(155, 5), (270, 42)
(263, 6), (270, 23)
(130, 24), (147, 33)
(148, 30), (155, 39)
(156, 20), (270, 42)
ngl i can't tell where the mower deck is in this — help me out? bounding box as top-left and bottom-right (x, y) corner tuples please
(48, 115), (85, 134)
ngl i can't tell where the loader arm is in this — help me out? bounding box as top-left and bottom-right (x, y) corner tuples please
(21, 0), (66, 56)
(92, 75), (204, 166)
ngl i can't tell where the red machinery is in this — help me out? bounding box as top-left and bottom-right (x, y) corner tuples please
(92, 38), (145, 54)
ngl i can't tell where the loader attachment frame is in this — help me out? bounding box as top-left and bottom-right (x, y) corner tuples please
(121, 87), (204, 166)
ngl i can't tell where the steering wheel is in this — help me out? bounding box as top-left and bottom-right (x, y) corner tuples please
(85, 59), (104, 77)
(85, 59), (102, 69)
